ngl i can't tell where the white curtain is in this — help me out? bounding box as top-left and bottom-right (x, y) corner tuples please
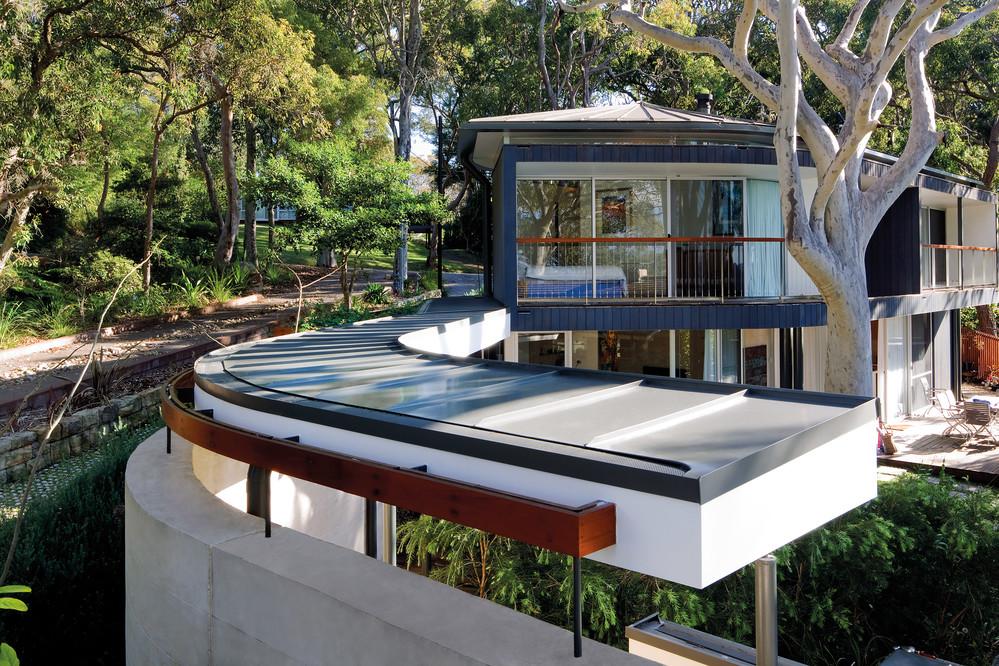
(745, 180), (783, 297)
(703, 330), (719, 381)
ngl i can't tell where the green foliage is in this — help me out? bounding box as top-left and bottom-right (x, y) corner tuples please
(399, 473), (999, 665)
(0, 584), (29, 666)
(962, 307), (981, 330)
(65, 250), (142, 299)
(0, 419), (162, 664)
(204, 269), (236, 305)
(361, 283), (391, 305)
(0, 642), (19, 666)
(170, 272), (208, 309)
(0, 303), (35, 348)
(301, 301), (422, 331)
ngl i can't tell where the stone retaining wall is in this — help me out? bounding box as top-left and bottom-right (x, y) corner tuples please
(0, 387), (161, 483)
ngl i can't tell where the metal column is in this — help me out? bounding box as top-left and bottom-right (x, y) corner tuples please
(246, 465), (271, 538)
(573, 555), (582, 658)
(755, 554), (778, 666)
(380, 503), (396, 565)
(364, 499), (378, 558)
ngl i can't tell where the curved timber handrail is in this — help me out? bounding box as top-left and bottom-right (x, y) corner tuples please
(160, 370), (616, 558)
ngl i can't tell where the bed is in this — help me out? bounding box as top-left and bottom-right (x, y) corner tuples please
(521, 265), (628, 299)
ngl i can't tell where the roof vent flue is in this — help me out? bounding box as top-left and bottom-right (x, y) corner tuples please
(695, 91), (714, 115)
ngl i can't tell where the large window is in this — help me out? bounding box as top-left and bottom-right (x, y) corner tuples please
(669, 180), (743, 237)
(516, 180), (594, 300)
(516, 176), (775, 302)
(568, 329), (749, 383)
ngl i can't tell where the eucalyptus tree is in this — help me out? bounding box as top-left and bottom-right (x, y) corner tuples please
(300, 0), (468, 293)
(562, 0), (999, 395)
(0, 1), (168, 277)
(189, 5), (319, 268)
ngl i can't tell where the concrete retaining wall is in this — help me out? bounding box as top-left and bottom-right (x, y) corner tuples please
(125, 430), (649, 665)
(0, 387), (160, 483)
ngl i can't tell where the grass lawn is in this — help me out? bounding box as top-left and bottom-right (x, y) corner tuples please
(238, 223), (481, 273)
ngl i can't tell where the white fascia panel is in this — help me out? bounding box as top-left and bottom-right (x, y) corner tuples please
(194, 386), (706, 587)
(698, 420), (877, 587)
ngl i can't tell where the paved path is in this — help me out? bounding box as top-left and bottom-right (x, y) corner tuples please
(443, 271), (484, 297)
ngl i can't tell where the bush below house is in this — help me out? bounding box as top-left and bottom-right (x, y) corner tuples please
(400, 473), (999, 666)
(0, 419), (162, 665)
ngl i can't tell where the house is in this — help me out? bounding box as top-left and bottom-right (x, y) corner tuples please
(457, 101), (999, 421)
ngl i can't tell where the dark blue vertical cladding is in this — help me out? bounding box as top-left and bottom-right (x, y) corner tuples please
(512, 303), (827, 331)
(491, 147), (519, 308)
(865, 187), (921, 297)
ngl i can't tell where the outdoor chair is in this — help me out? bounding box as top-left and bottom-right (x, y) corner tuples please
(930, 389), (968, 436)
(962, 401), (995, 441)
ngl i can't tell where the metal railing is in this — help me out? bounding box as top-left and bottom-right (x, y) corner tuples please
(921, 244), (998, 290)
(515, 236), (785, 303)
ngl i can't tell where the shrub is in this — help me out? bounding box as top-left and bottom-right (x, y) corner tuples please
(0, 302), (36, 348)
(65, 250), (142, 297)
(35, 301), (79, 339)
(399, 473), (999, 666)
(204, 268), (235, 305)
(0, 418), (162, 665)
(170, 272), (208, 309)
(361, 283), (391, 305)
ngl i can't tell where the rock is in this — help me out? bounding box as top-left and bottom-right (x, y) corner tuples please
(0, 431), (36, 455)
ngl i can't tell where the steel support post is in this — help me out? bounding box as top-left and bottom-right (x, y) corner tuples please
(380, 503), (396, 565)
(364, 498), (378, 558)
(755, 554), (778, 666)
(246, 465), (271, 538)
(573, 555), (582, 658)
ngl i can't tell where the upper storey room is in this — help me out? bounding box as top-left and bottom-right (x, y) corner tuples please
(457, 101), (999, 328)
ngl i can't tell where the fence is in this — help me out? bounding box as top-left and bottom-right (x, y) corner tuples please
(961, 326), (999, 380)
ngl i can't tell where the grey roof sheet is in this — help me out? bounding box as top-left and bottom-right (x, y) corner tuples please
(466, 101), (769, 127)
(195, 297), (873, 503)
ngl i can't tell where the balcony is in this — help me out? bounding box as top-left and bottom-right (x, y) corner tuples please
(920, 244), (998, 290)
(516, 236), (786, 303)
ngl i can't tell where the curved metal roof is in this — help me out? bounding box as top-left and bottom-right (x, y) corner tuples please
(194, 297), (873, 504)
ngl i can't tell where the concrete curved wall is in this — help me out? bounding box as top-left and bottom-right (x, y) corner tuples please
(126, 428), (647, 665)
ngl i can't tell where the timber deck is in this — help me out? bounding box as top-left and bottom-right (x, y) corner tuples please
(880, 414), (999, 485)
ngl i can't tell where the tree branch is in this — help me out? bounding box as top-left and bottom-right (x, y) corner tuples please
(863, 32), (940, 230)
(928, 0), (999, 46)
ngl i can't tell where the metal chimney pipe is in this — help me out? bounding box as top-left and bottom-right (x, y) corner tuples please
(695, 91), (714, 115)
(755, 554), (778, 666)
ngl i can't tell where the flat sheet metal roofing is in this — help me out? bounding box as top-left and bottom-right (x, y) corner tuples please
(466, 101), (770, 127)
(195, 297), (872, 504)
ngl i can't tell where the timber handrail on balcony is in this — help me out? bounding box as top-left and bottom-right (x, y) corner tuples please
(516, 236), (786, 302)
(159, 370), (617, 558)
(516, 236), (785, 244)
(921, 243), (999, 290)
(921, 243), (998, 252)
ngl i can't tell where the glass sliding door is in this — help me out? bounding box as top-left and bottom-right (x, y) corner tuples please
(675, 329), (742, 382)
(669, 179), (745, 299)
(594, 180), (669, 300)
(515, 180), (593, 300)
(517, 333), (566, 366)
(884, 316), (908, 420)
(910, 314), (933, 411)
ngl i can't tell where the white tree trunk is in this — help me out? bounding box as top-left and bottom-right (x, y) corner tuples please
(214, 93), (240, 267)
(0, 195), (35, 277)
(822, 259), (874, 395)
